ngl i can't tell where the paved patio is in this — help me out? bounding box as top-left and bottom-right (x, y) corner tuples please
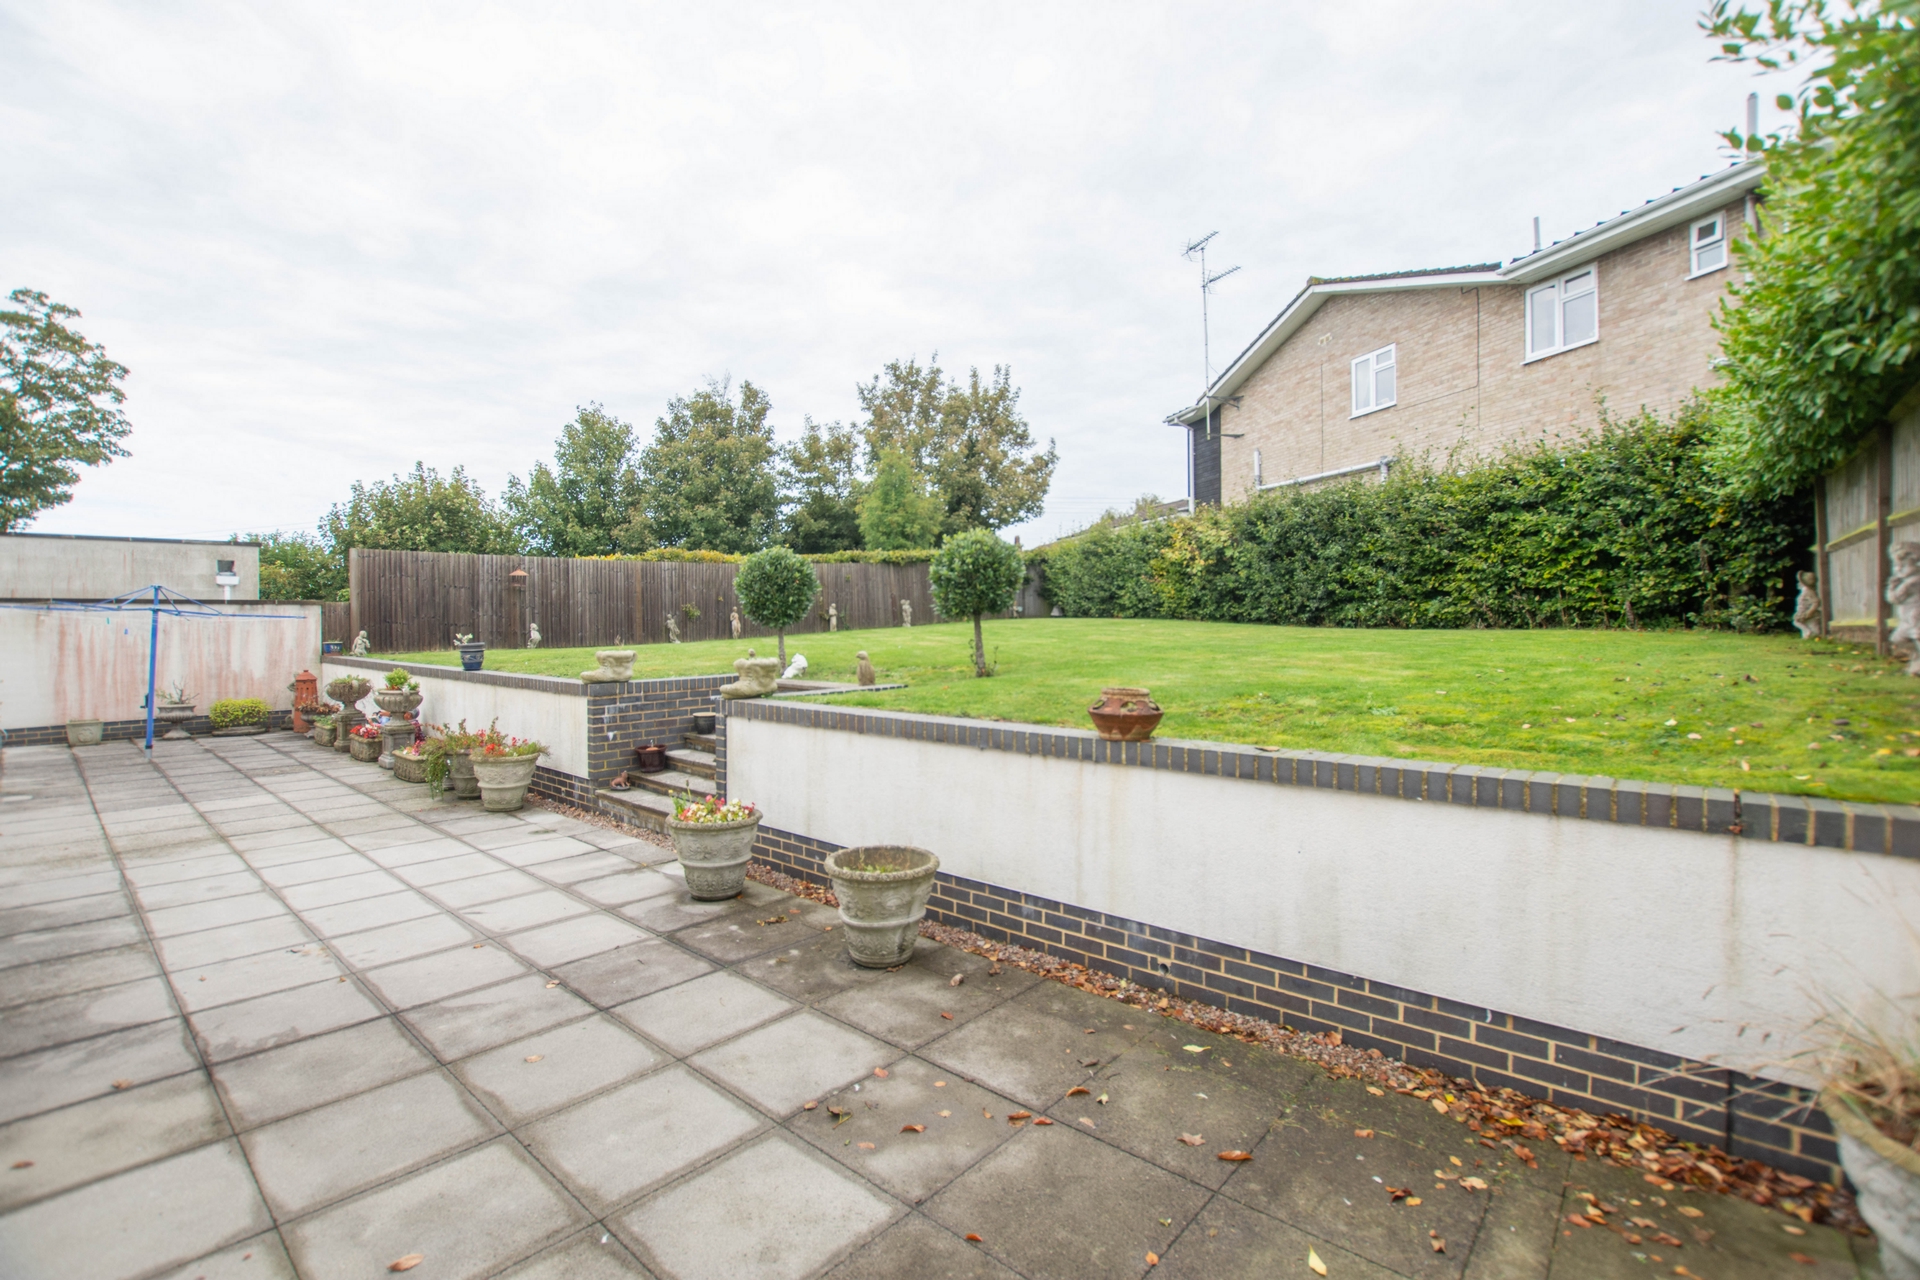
(0, 735), (1874, 1279)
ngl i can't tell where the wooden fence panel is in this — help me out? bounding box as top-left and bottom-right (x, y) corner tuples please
(1816, 385), (1920, 647)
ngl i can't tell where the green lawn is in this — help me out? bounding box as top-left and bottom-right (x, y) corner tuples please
(381, 619), (1920, 804)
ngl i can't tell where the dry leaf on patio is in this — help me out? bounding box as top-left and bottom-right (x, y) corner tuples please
(1146, 1251), (1159, 1266)
(1184, 1045), (1207, 1053)
(950, 973), (964, 987)
(1643, 1173), (1676, 1190)
(1217, 1150), (1253, 1162)
(111, 1080), (132, 1089)
(803, 1101), (818, 1110)
(524, 1055), (543, 1063)
(1178, 1134), (1205, 1146)
(1079, 1117), (1096, 1127)
(901, 1124), (925, 1133)
(829, 1106), (850, 1125)
(1788, 1252), (1817, 1264)
(857, 1142), (875, 1150)
(938, 1110), (951, 1117)
(1458, 1177), (1487, 1192)
(1406, 1197), (1421, 1206)
(940, 1012), (953, 1020)
(1032, 1117), (1055, 1125)
(873, 1068), (889, 1078)
(1652, 1231), (1684, 1248)
(544, 980), (558, 988)
(1676, 1205), (1704, 1218)
(1430, 1099), (1448, 1114)
(1095, 1092), (1109, 1104)
(1782, 1224), (1808, 1236)
(1353, 1129), (1373, 1139)
(1429, 1231), (1446, 1253)
(965, 1233), (983, 1242)
(1365, 1086), (1385, 1096)
(983, 1109), (994, 1119)
(1066, 1086), (1090, 1097)
(1008, 1111), (1033, 1123)
(1386, 1186), (1410, 1202)
(9, 1160), (33, 1169)
(1307, 1246), (1328, 1275)
(388, 1255), (423, 1272)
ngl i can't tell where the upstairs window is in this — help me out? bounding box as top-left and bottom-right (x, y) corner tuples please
(1350, 344), (1396, 417)
(1525, 267), (1597, 361)
(1689, 214), (1728, 277)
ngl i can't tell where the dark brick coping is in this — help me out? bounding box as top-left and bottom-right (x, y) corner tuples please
(323, 656), (732, 700)
(724, 697), (1920, 859)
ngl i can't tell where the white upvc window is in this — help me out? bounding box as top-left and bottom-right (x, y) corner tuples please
(1524, 267), (1598, 361)
(1350, 344), (1396, 417)
(1689, 213), (1728, 277)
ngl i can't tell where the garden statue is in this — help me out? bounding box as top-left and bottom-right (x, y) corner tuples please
(581, 649), (637, 683)
(828, 602), (838, 632)
(782, 653), (808, 679)
(901, 600), (913, 628)
(1792, 571), (1823, 640)
(528, 622), (541, 649)
(719, 648), (781, 699)
(730, 608), (742, 639)
(666, 614), (681, 644)
(1888, 544), (1920, 674)
(351, 630), (371, 657)
(856, 651), (876, 686)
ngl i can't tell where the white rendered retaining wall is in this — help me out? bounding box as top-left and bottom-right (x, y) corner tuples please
(320, 659), (589, 780)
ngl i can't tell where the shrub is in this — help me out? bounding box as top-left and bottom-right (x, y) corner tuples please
(735, 546), (820, 668)
(929, 528), (1025, 676)
(1040, 402), (1807, 632)
(208, 698), (271, 729)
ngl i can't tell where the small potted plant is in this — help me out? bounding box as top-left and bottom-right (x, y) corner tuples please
(471, 731), (545, 812)
(423, 721), (481, 797)
(312, 714), (337, 748)
(824, 845), (941, 968)
(153, 683), (197, 739)
(391, 739), (429, 784)
(374, 669), (423, 716)
(347, 720), (384, 762)
(209, 698), (272, 736)
(666, 793), (761, 900)
(325, 675), (373, 753)
(1817, 1013), (1920, 1276)
(454, 632), (486, 672)
(297, 698), (338, 735)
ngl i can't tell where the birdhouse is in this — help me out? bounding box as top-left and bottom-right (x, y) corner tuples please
(508, 569), (529, 589)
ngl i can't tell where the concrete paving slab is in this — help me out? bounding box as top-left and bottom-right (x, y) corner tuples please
(572, 869), (677, 907)
(0, 891), (130, 938)
(554, 938), (714, 1007)
(0, 1139), (271, 1280)
(282, 1138), (589, 1280)
(189, 976), (385, 1062)
(277, 868), (409, 910)
(505, 914), (651, 968)
(529, 851), (644, 884)
(328, 912), (478, 970)
(460, 889), (595, 934)
(422, 868), (547, 909)
(455, 1014), (661, 1125)
(255, 851), (381, 887)
(747, 929), (895, 1005)
(151, 1230), (298, 1280)
(619, 882), (786, 935)
(0, 943), (160, 1009)
(921, 980), (1152, 1111)
(241, 1069), (500, 1216)
(238, 838), (356, 870)
(824, 1214), (1024, 1280)
(120, 852), (251, 887)
(402, 972), (595, 1061)
(212, 1017), (437, 1129)
(616, 969), (797, 1056)
(924, 1123), (1211, 1280)
(356, 834), (474, 864)
(396, 851), (511, 886)
(144, 893), (291, 938)
(675, 901), (837, 963)
(169, 942), (344, 1013)
(0, 1019), (200, 1125)
(295, 888), (440, 937)
(152, 914), (315, 971)
(0, 914), (146, 968)
(0, 975), (178, 1057)
(459, 824), (576, 851)
(129, 870), (266, 912)
(691, 1010), (895, 1117)
(1460, 1180), (1562, 1280)
(1153, 1195), (1400, 1280)
(0, 1072), (230, 1211)
(497, 1229), (657, 1280)
(362, 940), (529, 1009)
(521, 1065), (766, 1213)
(617, 1134), (898, 1280)
(817, 959), (1029, 1050)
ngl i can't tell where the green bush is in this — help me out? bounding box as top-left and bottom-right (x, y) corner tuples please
(1041, 403), (1808, 632)
(735, 546), (820, 667)
(930, 528), (1026, 675)
(208, 698), (272, 729)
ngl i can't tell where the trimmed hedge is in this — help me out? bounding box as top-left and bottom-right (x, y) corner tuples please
(1042, 403), (1809, 632)
(601, 547), (936, 565)
(208, 698), (271, 729)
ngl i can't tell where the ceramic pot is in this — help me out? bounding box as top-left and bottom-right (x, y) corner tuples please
(392, 752), (428, 784)
(457, 643), (486, 672)
(66, 719), (104, 747)
(348, 734), (381, 762)
(635, 744), (668, 773)
(472, 753), (540, 812)
(313, 721), (336, 747)
(449, 749), (480, 799)
(1826, 1093), (1920, 1279)
(374, 688), (423, 716)
(691, 711), (716, 735)
(825, 846), (940, 968)
(1088, 687), (1163, 742)
(667, 812), (761, 900)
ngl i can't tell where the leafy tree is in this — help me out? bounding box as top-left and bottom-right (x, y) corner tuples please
(505, 404), (648, 556)
(858, 449), (943, 550)
(243, 530), (345, 601)
(780, 418), (865, 552)
(323, 463), (520, 557)
(929, 528), (1025, 677)
(639, 379), (780, 553)
(734, 545), (819, 668)
(858, 356), (1057, 539)
(1704, 0), (1920, 496)
(0, 289), (131, 530)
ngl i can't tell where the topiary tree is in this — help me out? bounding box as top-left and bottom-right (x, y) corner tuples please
(929, 528), (1025, 677)
(734, 546), (820, 669)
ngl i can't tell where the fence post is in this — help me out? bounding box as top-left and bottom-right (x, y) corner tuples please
(1814, 475), (1831, 639)
(1879, 423), (1894, 656)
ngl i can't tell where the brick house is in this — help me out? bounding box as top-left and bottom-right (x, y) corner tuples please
(1169, 160), (1765, 504)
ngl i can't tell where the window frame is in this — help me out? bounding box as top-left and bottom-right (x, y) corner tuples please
(1523, 266), (1600, 363)
(1688, 213), (1728, 279)
(1349, 343), (1397, 418)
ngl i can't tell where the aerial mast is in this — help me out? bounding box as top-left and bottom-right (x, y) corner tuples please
(1182, 232), (1240, 434)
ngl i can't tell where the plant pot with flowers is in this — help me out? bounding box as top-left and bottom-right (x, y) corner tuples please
(422, 722), (483, 799)
(391, 741), (429, 784)
(666, 794), (761, 900)
(326, 676), (372, 752)
(374, 669), (423, 717)
(311, 715), (337, 748)
(471, 733), (545, 812)
(347, 721), (384, 762)
(300, 700), (339, 742)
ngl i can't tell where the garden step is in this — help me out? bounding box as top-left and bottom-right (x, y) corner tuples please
(665, 748), (716, 780)
(628, 767), (714, 800)
(682, 731), (718, 753)
(594, 787), (673, 833)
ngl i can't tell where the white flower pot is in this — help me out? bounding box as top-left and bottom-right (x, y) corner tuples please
(825, 846), (940, 968)
(667, 813), (762, 900)
(471, 754), (541, 812)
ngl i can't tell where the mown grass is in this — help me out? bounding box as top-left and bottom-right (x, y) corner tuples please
(381, 618), (1920, 804)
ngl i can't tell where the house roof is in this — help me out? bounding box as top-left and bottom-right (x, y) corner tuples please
(1167, 160), (1765, 425)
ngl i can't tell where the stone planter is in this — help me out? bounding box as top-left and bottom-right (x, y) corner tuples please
(1825, 1092), (1920, 1279)
(348, 734), (382, 762)
(825, 845), (940, 968)
(378, 721), (415, 769)
(457, 643), (486, 672)
(333, 710), (363, 753)
(392, 752), (428, 784)
(66, 719), (103, 747)
(667, 812), (761, 900)
(153, 703), (196, 741)
(1088, 687), (1163, 742)
(471, 753), (541, 812)
(374, 688), (423, 717)
(449, 749), (481, 799)
(326, 677), (372, 708)
(313, 721), (337, 748)
(581, 649), (636, 683)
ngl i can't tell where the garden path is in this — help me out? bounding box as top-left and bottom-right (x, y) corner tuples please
(0, 735), (1872, 1279)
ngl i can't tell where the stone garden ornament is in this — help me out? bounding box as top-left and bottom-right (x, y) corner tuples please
(581, 650), (637, 683)
(719, 649), (781, 699)
(730, 608), (742, 639)
(351, 630), (371, 657)
(782, 653), (808, 679)
(1793, 571), (1823, 640)
(828, 602), (838, 632)
(1888, 543), (1920, 675)
(900, 600), (912, 628)
(856, 651), (876, 686)
(666, 614), (681, 644)
(528, 622), (541, 648)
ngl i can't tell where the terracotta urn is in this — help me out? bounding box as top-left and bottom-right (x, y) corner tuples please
(1088, 687), (1163, 741)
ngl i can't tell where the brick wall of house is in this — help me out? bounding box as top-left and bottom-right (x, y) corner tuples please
(1220, 200), (1750, 495)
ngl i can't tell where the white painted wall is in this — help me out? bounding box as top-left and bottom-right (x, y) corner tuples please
(321, 662), (588, 779)
(730, 715), (1920, 1082)
(0, 534), (260, 601)
(0, 602), (320, 728)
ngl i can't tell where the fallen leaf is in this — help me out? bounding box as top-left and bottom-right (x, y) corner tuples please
(1183, 1045), (1208, 1053)
(873, 1068), (889, 1078)
(1217, 1150), (1253, 1162)
(1429, 1232), (1446, 1254)
(829, 1106), (851, 1126)
(111, 1079), (133, 1089)
(1449, 1156), (1462, 1166)
(988, 963), (1000, 975)
(1431, 1099), (1449, 1115)
(1066, 1086), (1090, 1097)
(965, 1233), (983, 1242)
(1630, 1217), (1658, 1229)
(1782, 1224), (1807, 1236)
(803, 1100), (818, 1110)
(1566, 1214), (1593, 1229)
(1179, 1133), (1205, 1146)
(1084, 1027), (1096, 1034)
(1652, 1231), (1684, 1247)
(1676, 1205), (1704, 1218)
(1082, 1059), (1102, 1068)
(1307, 1245), (1328, 1275)
(940, 1012), (954, 1020)
(983, 1109), (993, 1119)
(1644, 1174), (1676, 1190)
(1365, 1086), (1385, 1096)
(1145, 1251), (1159, 1266)
(389, 1255), (423, 1272)
(1458, 1177), (1487, 1192)
(1033, 1117), (1055, 1125)
(901, 1124), (925, 1133)
(473, 943), (484, 949)
(9, 1160), (32, 1169)
(934, 1081), (946, 1087)
(544, 980), (558, 988)
(1079, 1117), (1096, 1127)
(1406, 1197), (1421, 1206)
(1008, 1111), (1033, 1122)
(950, 973), (964, 987)
(857, 1142), (875, 1150)
(1353, 1129), (1374, 1139)
(524, 1055), (543, 1063)
(1096, 1093), (1110, 1105)
(1788, 1252), (1817, 1265)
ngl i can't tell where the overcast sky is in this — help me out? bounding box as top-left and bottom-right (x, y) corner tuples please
(2, 1), (1793, 548)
